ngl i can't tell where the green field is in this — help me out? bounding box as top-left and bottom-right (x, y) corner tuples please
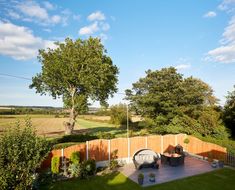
(40, 168), (235, 190)
(0, 114), (126, 138)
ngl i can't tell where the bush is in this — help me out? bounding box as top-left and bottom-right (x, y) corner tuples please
(97, 131), (115, 139)
(81, 159), (96, 178)
(51, 157), (60, 175)
(51, 134), (97, 145)
(0, 119), (51, 189)
(68, 163), (81, 178)
(109, 160), (118, 170)
(70, 151), (80, 164)
(110, 104), (131, 126)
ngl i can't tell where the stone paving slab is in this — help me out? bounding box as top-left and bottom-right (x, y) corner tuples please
(118, 156), (217, 187)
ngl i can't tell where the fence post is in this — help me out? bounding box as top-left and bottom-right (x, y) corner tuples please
(86, 141), (89, 160)
(161, 135), (163, 154)
(145, 136), (148, 149)
(61, 148), (64, 158)
(175, 134), (178, 146)
(128, 138), (130, 163)
(108, 140), (111, 163)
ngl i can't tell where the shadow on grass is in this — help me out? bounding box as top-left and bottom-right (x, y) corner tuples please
(40, 171), (141, 190)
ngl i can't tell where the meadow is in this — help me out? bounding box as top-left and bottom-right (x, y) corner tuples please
(0, 114), (126, 138)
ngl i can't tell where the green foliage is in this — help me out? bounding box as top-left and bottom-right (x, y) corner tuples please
(126, 67), (228, 138)
(68, 163), (81, 178)
(223, 85), (235, 137)
(81, 159), (96, 179)
(70, 151), (80, 164)
(0, 119), (51, 189)
(184, 138), (190, 144)
(97, 131), (115, 139)
(51, 157), (60, 175)
(109, 160), (119, 170)
(52, 134), (98, 145)
(30, 37), (119, 133)
(110, 104), (131, 126)
(138, 173), (144, 179)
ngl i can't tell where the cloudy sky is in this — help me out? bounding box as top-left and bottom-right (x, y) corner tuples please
(0, 0), (235, 107)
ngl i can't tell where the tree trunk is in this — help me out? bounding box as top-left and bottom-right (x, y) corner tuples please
(64, 88), (77, 135)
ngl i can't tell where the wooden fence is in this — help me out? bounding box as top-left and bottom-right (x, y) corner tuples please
(42, 134), (227, 168)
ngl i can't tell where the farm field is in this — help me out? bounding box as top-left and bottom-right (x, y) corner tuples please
(0, 114), (126, 138)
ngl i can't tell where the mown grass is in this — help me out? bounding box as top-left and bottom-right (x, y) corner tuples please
(40, 168), (235, 190)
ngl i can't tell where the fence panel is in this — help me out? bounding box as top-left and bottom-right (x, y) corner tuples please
(41, 134), (228, 169)
(147, 135), (161, 153)
(63, 143), (86, 160)
(110, 138), (128, 159)
(130, 136), (146, 156)
(88, 139), (109, 161)
(163, 134), (176, 152)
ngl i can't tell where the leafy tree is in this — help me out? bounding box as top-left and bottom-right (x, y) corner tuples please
(30, 37), (119, 134)
(0, 119), (50, 189)
(126, 67), (225, 137)
(109, 103), (131, 126)
(223, 86), (235, 137)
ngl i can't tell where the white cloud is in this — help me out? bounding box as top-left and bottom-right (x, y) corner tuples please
(73, 14), (81, 21)
(206, 16), (235, 63)
(7, 10), (21, 19)
(43, 28), (52, 33)
(79, 22), (99, 35)
(100, 22), (110, 31)
(175, 64), (191, 70)
(204, 11), (217, 18)
(207, 45), (235, 63)
(87, 11), (105, 21)
(17, 1), (49, 20)
(2, 1), (67, 26)
(218, 0), (235, 11)
(175, 58), (191, 70)
(51, 15), (61, 24)
(99, 33), (108, 42)
(43, 1), (56, 10)
(0, 21), (54, 60)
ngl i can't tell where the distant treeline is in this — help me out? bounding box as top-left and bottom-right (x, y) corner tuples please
(0, 107), (64, 115)
(0, 106), (101, 115)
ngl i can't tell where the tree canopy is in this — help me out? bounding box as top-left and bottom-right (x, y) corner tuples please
(30, 37), (119, 134)
(126, 67), (228, 138)
(223, 85), (235, 137)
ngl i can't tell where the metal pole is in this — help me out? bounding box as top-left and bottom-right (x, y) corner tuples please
(127, 104), (129, 138)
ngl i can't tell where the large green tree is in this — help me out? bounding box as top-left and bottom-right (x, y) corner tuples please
(223, 86), (235, 137)
(126, 67), (226, 137)
(30, 37), (119, 134)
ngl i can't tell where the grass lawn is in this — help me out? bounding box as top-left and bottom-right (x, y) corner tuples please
(40, 168), (235, 190)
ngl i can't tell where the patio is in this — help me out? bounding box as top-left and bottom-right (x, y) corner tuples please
(119, 156), (218, 187)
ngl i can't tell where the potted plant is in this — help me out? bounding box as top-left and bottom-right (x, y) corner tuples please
(149, 172), (156, 183)
(218, 155), (225, 168)
(138, 173), (144, 185)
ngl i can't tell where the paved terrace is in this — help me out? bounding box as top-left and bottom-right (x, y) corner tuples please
(119, 156), (217, 187)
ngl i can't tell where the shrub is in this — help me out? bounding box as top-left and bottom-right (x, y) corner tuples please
(110, 104), (131, 126)
(0, 119), (51, 189)
(52, 134), (97, 145)
(70, 151), (80, 164)
(109, 160), (119, 170)
(81, 159), (96, 178)
(68, 163), (81, 178)
(97, 131), (115, 139)
(51, 157), (60, 175)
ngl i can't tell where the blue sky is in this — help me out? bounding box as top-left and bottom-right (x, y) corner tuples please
(0, 0), (235, 107)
